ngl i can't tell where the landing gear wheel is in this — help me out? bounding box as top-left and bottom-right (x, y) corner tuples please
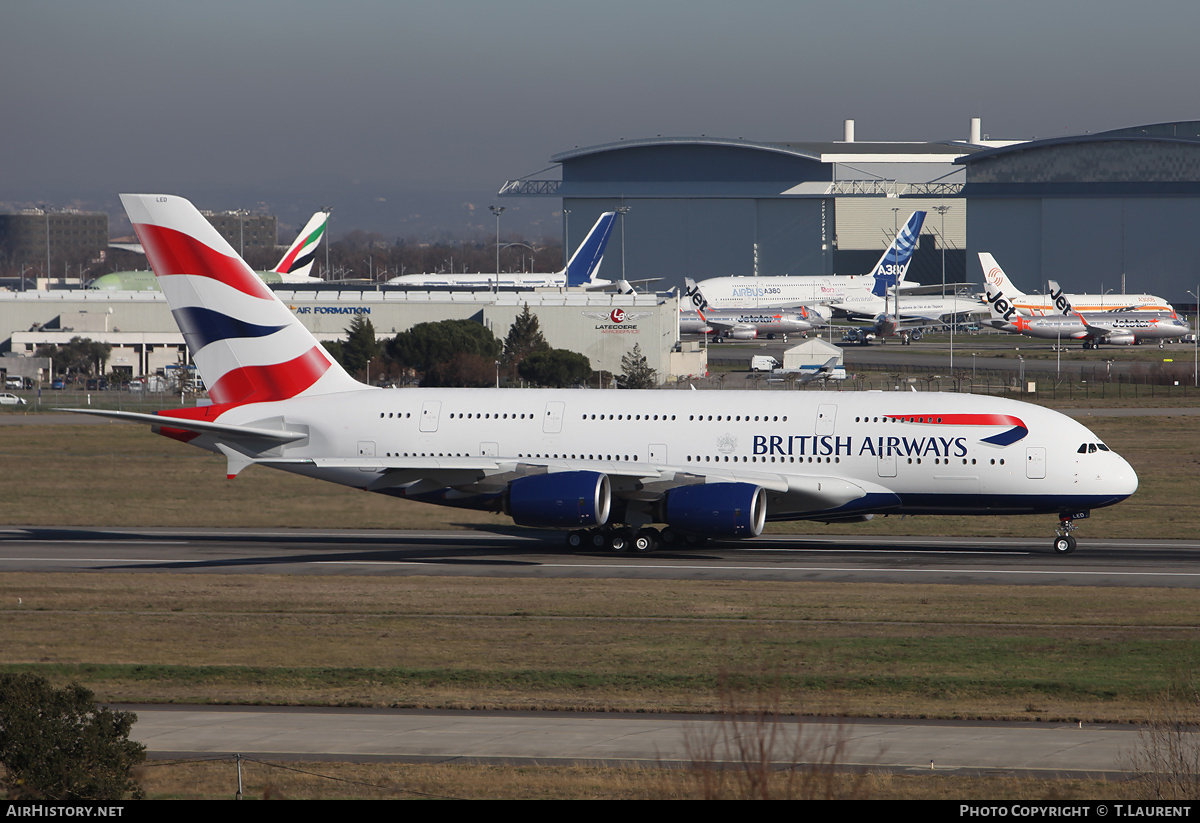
(608, 531), (629, 552)
(590, 531), (608, 550)
(683, 534), (709, 547)
(1053, 535), (1077, 554)
(565, 530), (586, 550)
(658, 528), (680, 548)
(632, 529), (659, 554)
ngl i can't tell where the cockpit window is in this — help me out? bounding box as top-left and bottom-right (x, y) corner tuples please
(1078, 443), (1108, 454)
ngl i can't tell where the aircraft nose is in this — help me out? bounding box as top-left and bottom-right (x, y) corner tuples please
(1110, 453), (1139, 500)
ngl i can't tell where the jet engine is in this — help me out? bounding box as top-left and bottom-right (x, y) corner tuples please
(873, 313), (898, 338)
(663, 482), (766, 537)
(1104, 333), (1136, 346)
(729, 328), (758, 340)
(507, 471), (611, 528)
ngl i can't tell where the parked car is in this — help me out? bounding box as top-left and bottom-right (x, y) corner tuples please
(0, 393), (26, 406)
(51, 379), (65, 390)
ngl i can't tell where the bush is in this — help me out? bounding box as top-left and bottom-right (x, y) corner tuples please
(0, 673), (145, 801)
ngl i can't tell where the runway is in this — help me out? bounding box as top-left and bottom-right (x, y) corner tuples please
(4, 526), (1200, 587)
(125, 704), (1140, 778)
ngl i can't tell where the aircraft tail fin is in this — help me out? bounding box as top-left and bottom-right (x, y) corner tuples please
(869, 210), (926, 297)
(683, 277), (710, 312)
(978, 253), (1026, 298)
(565, 212), (617, 287)
(121, 194), (361, 407)
(273, 210), (330, 277)
(984, 281), (1017, 327)
(1047, 280), (1077, 318)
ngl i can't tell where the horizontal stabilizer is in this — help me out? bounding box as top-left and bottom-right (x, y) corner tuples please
(62, 408), (308, 444)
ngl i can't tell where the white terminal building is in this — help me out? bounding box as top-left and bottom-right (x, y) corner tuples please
(0, 287), (704, 383)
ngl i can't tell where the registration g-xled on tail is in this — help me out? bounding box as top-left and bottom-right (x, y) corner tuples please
(71, 194), (1138, 555)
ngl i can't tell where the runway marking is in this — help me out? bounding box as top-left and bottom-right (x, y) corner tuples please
(304, 560), (1200, 578)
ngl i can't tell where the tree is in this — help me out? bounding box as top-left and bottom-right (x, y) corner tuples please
(35, 337), (112, 381)
(421, 352), (499, 387)
(0, 673), (145, 801)
(518, 348), (592, 387)
(618, 343), (657, 389)
(339, 315), (380, 379)
(385, 319), (501, 373)
(501, 305), (550, 378)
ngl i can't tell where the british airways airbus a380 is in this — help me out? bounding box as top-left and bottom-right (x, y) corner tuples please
(69, 195), (1138, 555)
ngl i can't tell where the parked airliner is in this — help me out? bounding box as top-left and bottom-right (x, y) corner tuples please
(679, 305), (830, 340)
(686, 211), (927, 313)
(386, 212), (618, 290)
(979, 253), (1172, 315)
(985, 280), (1189, 348)
(70, 195), (1138, 555)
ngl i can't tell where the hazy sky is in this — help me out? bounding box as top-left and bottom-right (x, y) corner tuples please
(4, 0), (1198, 236)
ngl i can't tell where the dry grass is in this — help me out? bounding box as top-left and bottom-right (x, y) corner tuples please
(135, 758), (1126, 800)
(4, 573), (1200, 721)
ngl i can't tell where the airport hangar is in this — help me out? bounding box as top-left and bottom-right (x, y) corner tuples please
(500, 118), (1200, 304)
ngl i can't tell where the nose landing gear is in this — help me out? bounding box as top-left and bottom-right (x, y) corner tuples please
(1053, 510), (1088, 554)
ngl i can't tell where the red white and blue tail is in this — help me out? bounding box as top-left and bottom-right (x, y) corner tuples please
(121, 194), (361, 407)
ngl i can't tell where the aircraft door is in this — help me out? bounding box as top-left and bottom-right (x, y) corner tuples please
(419, 401), (441, 433)
(1026, 447), (1046, 479)
(877, 451), (897, 478)
(816, 404), (837, 436)
(648, 444), (667, 465)
(480, 442), (498, 457)
(543, 401), (564, 434)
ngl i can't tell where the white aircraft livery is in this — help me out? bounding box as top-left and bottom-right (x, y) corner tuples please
(687, 211), (927, 312)
(387, 212), (617, 289)
(985, 280), (1189, 348)
(979, 253), (1171, 315)
(71, 195), (1139, 555)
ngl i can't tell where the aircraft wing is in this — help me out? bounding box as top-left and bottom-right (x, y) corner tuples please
(897, 282), (977, 296)
(256, 456), (893, 517)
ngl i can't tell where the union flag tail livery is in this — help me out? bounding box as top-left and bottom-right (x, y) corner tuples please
(120, 194), (360, 407)
(70, 194), (1137, 557)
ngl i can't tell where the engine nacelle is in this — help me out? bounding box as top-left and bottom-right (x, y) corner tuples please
(730, 328), (758, 340)
(1105, 332), (1136, 346)
(507, 471), (611, 528)
(664, 482), (766, 538)
(873, 313), (898, 338)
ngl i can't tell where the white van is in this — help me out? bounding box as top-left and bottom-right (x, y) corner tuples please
(750, 355), (779, 372)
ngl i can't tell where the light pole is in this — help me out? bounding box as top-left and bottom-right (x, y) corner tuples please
(1189, 287), (1199, 387)
(233, 209), (249, 258)
(489, 206), (505, 279)
(562, 208), (570, 269)
(322, 206), (333, 280)
(617, 204), (631, 284)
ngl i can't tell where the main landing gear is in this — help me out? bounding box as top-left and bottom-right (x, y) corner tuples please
(564, 527), (709, 554)
(1052, 511), (1088, 554)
